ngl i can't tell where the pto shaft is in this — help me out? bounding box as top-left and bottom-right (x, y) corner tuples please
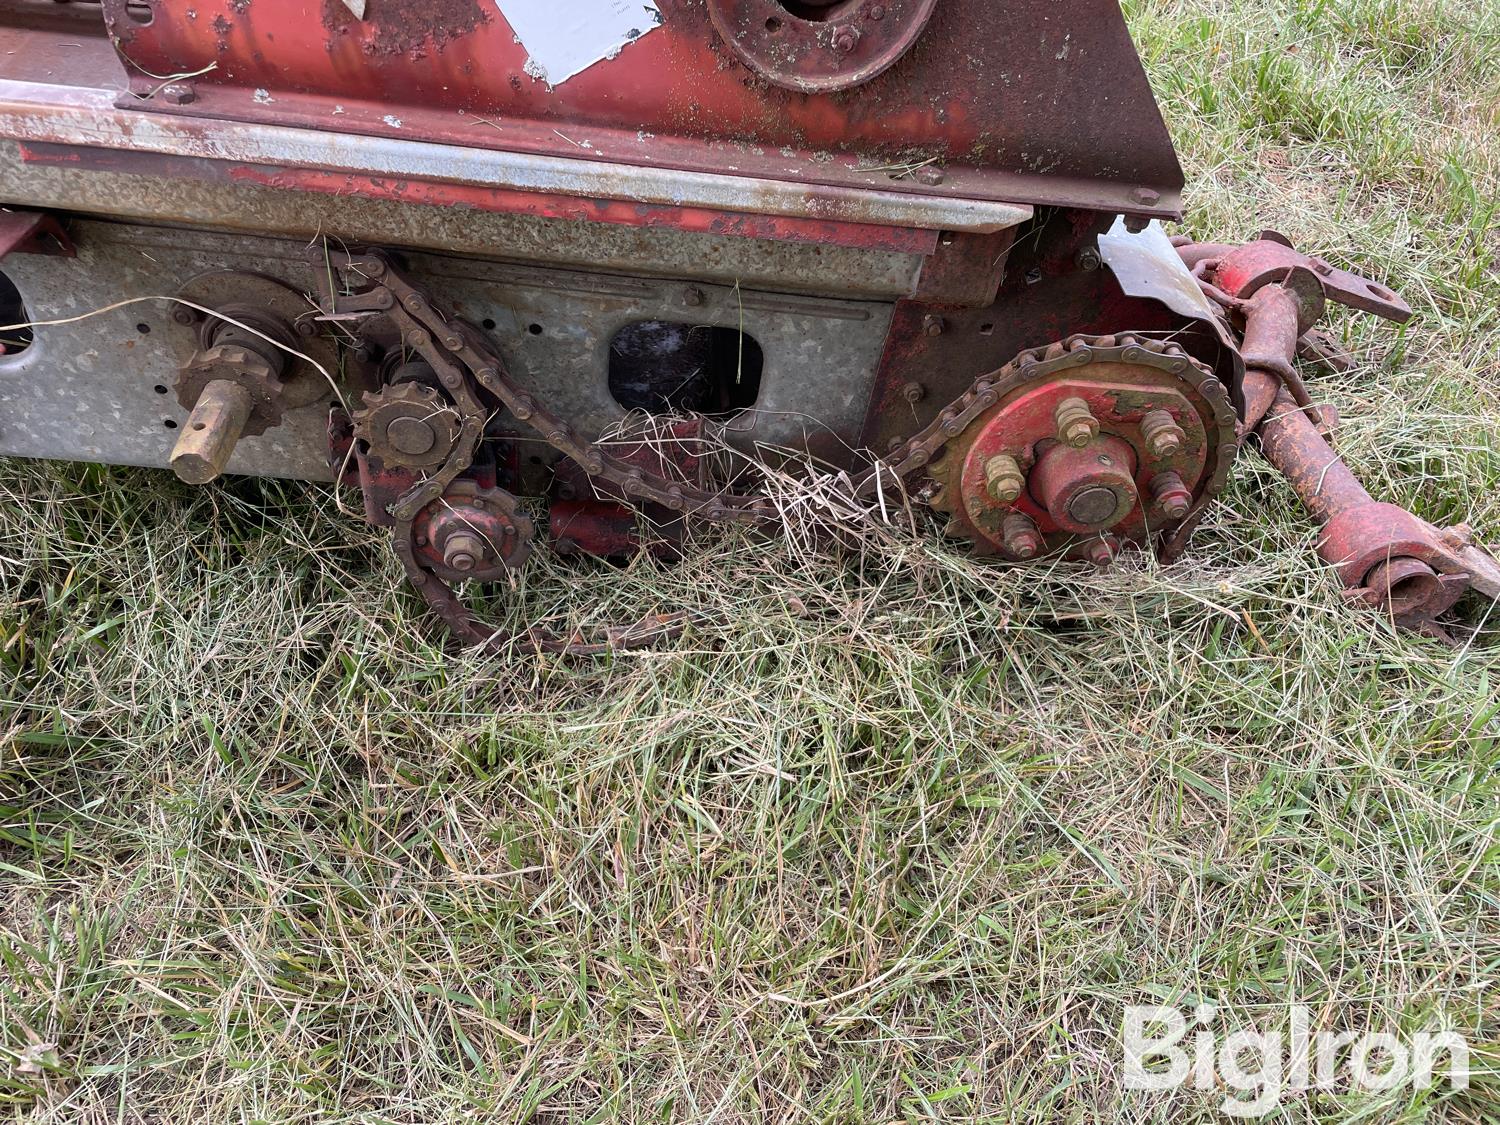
(170, 379), (253, 484)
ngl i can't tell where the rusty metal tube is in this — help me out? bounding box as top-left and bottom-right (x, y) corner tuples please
(1240, 369), (1281, 435)
(1257, 387), (1372, 522)
(1174, 241), (1237, 270)
(1238, 285), (1302, 376)
(1257, 385), (1455, 621)
(171, 379), (252, 484)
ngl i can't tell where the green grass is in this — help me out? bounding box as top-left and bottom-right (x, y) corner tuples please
(3, 0), (1500, 1120)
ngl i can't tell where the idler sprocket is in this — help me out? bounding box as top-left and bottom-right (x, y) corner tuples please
(410, 478), (533, 584)
(353, 382), (462, 470)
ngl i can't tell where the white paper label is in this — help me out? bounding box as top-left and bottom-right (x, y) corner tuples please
(494, 0), (661, 86)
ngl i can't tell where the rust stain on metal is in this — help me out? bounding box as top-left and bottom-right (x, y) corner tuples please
(321, 0), (491, 58)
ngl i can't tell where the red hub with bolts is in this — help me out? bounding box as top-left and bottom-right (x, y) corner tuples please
(928, 336), (1238, 563)
(1029, 435), (1140, 534)
(411, 478), (533, 583)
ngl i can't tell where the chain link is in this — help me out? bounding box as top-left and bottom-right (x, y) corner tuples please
(318, 248), (1237, 651)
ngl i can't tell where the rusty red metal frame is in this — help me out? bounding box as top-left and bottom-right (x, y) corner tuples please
(0, 207), (74, 260)
(87, 0), (1183, 219)
(16, 142), (940, 256)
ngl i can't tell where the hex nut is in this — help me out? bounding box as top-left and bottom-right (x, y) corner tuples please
(1141, 409), (1187, 458)
(1054, 397), (1099, 448)
(1087, 537), (1117, 567)
(984, 454), (1026, 505)
(1002, 513), (1043, 559)
(1150, 470), (1193, 520)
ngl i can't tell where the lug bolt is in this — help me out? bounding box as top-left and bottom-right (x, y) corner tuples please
(442, 532), (487, 573)
(1087, 536), (1118, 568)
(984, 454), (1026, 505)
(1140, 409), (1186, 458)
(1150, 470), (1192, 520)
(901, 380), (926, 404)
(1001, 513), (1043, 559)
(1054, 397), (1099, 448)
(831, 25), (860, 52)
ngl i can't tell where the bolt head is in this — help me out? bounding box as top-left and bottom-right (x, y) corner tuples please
(1087, 539), (1116, 567)
(170, 308), (195, 326)
(1148, 432), (1183, 457)
(1010, 533), (1040, 559)
(867, 4), (885, 18)
(915, 166), (946, 186)
(1129, 186), (1161, 207)
(1075, 246), (1101, 272)
(1002, 515), (1042, 559)
(1161, 496), (1190, 520)
(922, 314), (945, 337)
(831, 26), (859, 52)
(442, 532), (488, 573)
(682, 287), (705, 307)
(901, 380), (926, 404)
(989, 480), (1022, 505)
(161, 83), (195, 105)
(1063, 422), (1095, 448)
(984, 455), (1026, 505)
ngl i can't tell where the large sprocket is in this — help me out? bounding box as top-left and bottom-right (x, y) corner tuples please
(926, 335), (1238, 562)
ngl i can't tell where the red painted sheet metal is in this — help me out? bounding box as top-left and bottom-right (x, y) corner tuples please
(97, 0), (1184, 217)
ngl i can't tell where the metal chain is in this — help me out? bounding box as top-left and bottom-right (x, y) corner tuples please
(319, 249), (1237, 651)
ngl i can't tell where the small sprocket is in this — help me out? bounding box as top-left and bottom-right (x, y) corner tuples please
(353, 382), (462, 470)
